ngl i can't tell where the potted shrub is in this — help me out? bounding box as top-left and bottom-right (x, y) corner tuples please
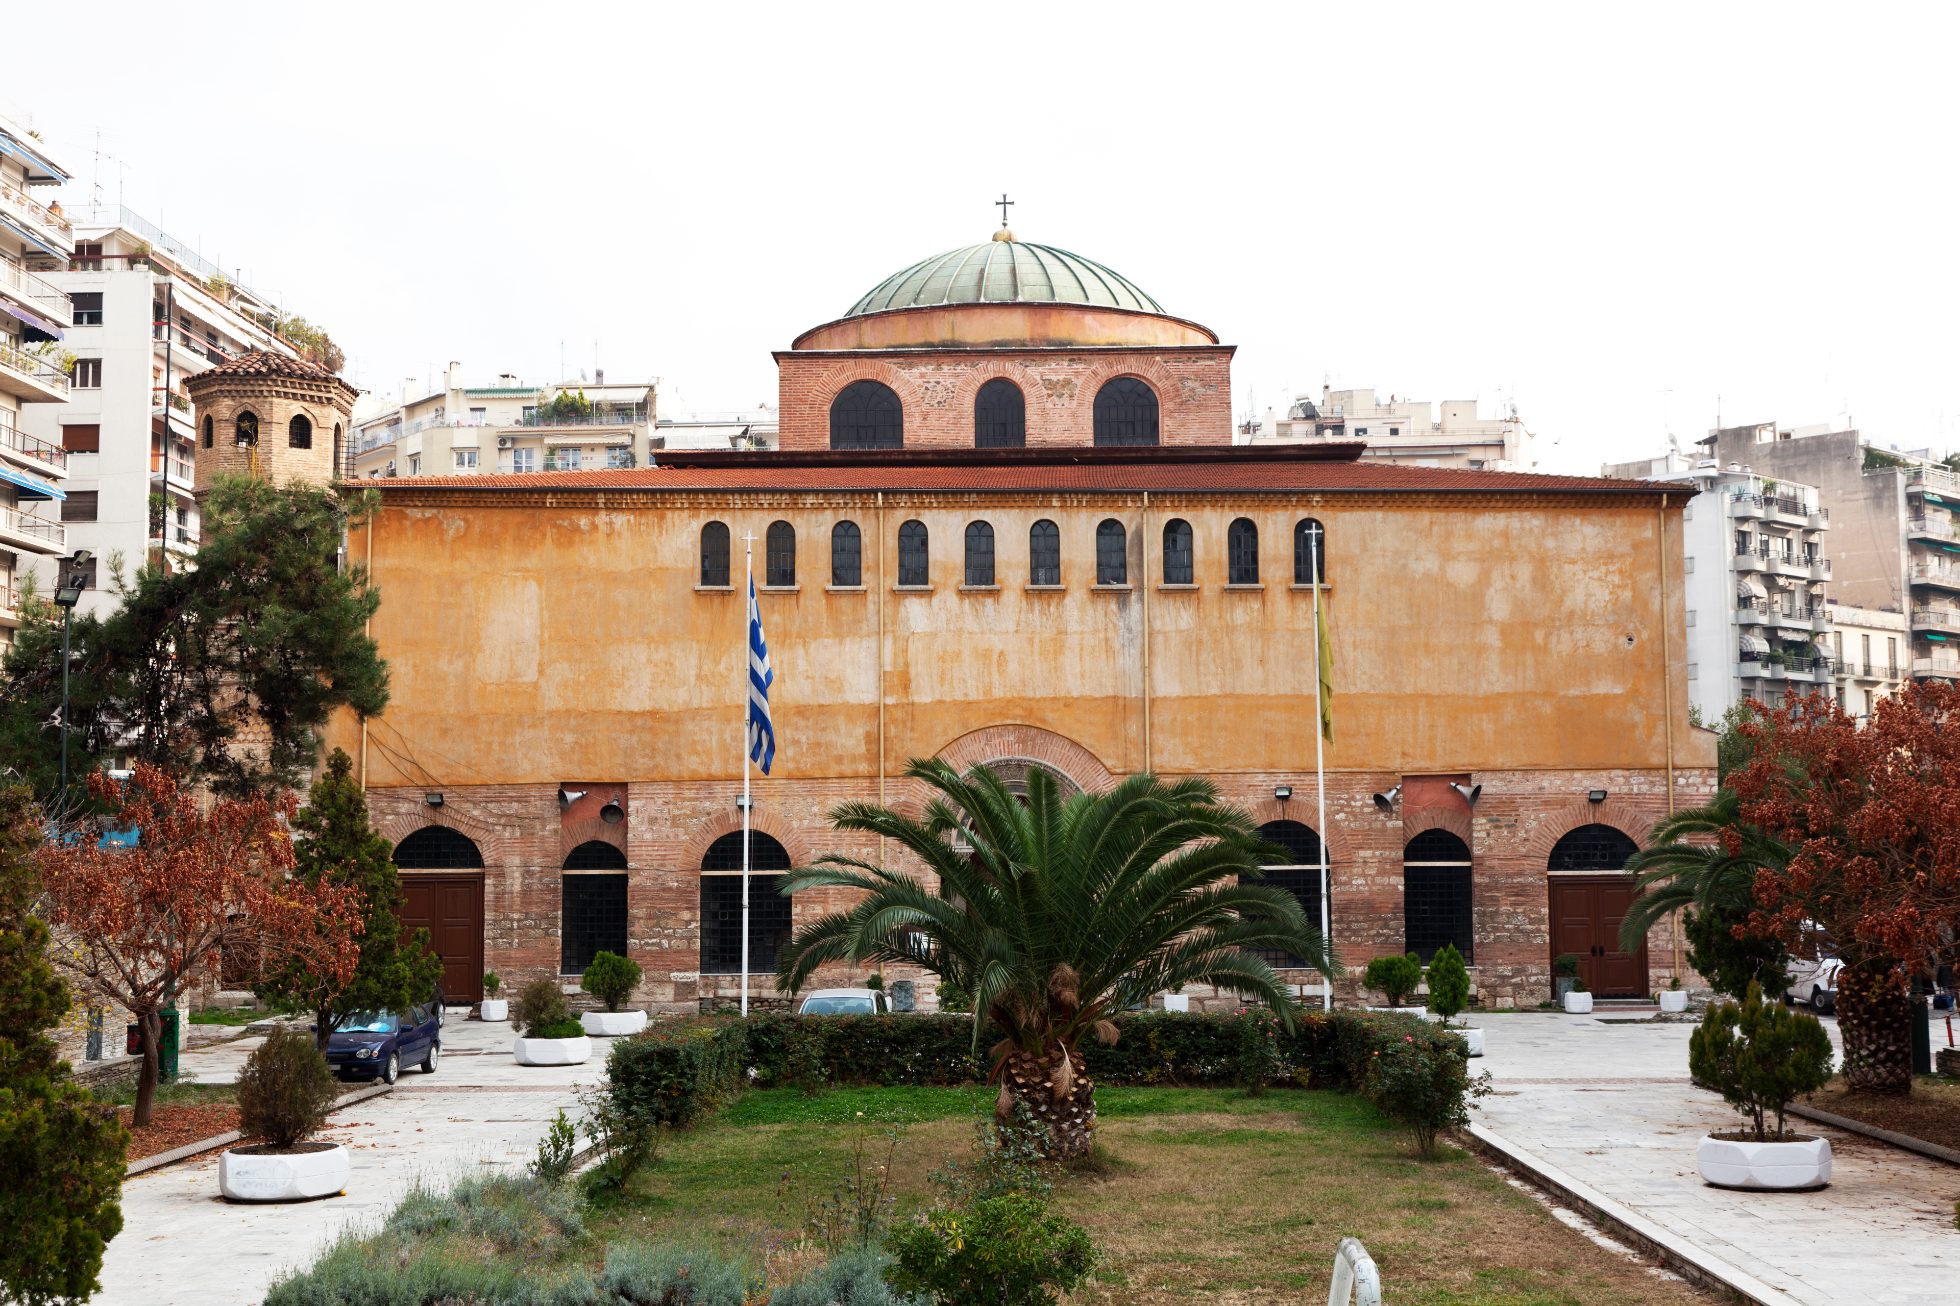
(1426, 943), (1482, 1056)
(480, 971), (507, 1023)
(219, 1027), (347, 1202)
(511, 976), (590, 1066)
(1363, 953), (1424, 1011)
(1690, 983), (1834, 1190)
(1659, 975), (1689, 1014)
(1553, 953), (1581, 1001)
(579, 951), (646, 1036)
(1562, 971), (1593, 1014)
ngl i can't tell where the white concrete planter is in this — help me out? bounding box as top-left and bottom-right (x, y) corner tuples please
(1443, 1024), (1485, 1057)
(1364, 1005), (1431, 1018)
(1161, 994), (1190, 1013)
(1696, 1133), (1832, 1190)
(513, 1034), (591, 1066)
(1658, 990), (1689, 1014)
(479, 998), (508, 1022)
(219, 1142), (349, 1203)
(1563, 991), (1594, 1014)
(581, 1010), (647, 1037)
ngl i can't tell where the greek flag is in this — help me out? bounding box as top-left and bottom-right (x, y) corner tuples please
(746, 575), (776, 774)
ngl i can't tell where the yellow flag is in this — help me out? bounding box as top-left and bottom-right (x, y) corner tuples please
(1315, 585), (1334, 743)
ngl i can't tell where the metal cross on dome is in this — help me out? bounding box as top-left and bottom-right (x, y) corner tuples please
(996, 193), (1013, 227)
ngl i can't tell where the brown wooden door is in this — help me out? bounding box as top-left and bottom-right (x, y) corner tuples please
(1548, 876), (1648, 998)
(399, 873), (484, 1004)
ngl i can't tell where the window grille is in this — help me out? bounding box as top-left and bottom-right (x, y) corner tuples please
(700, 832), (793, 975)
(1162, 518), (1194, 584)
(831, 521), (862, 586)
(766, 520), (796, 586)
(1228, 518), (1259, 584)
(289, 413), (313, 449)
(965, 521), (995, 586)
(393, 825), (484, 869)
(1547, 823), (1638, 872)
(1294, 518), (1326, 583)
(1096, 519), (1127, 584)
(700, 521), (731, 586)
(1403, 830), (1472, 963)
(1029, 519), (1060, 585)
(1250, 820), (1327, 967)
(974, 378), (1025, 448)
(202, 415), (213, 448)
(830, 380), (903, 450)
(1093, 377), (1159, 446)
(898, 519), (929, 586)
(561, 872), (627, 975)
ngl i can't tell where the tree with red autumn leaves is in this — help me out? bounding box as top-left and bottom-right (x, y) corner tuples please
(1728, 679), (1960, 1094)
(36, 765), (362, 1126)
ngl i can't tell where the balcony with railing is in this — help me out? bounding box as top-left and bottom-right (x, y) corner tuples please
(1906, 464), (1960, 497)
(1909, 515), (1958, 542)
(150, 450), (194, 488)
(510, 406), (651, 430)
(0, 412), (68, 476)
(0, 259), (72, 328)
(0, 178), (73, 251)
(1911, 607), (1958, 632)
(0, 577), (20, 626)
(1910, 563), (1960, 593)
(0, 340), (69, 403)
(1914, 656), (1960, 681)
(0, 506), (65, 555)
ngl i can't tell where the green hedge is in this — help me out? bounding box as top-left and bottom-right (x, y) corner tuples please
(605, 1008), (1463, 1129)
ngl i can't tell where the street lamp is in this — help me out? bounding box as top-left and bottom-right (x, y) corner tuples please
(51, 548), (92, 801)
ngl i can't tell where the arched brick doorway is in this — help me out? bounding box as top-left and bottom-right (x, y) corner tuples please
(1546, 823), (1646, 999)
(395, 825), (485, 1004)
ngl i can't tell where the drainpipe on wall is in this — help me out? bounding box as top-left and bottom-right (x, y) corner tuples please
(876, 491), (886, 870)
(360, 513), (374, 791)
(1659, 493), (1680, 978)
(1140, 491), (1152, 772)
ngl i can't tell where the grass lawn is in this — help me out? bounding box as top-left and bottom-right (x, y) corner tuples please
(188, 1005), (275, 1026)
(589, 1085), (1706, 1305)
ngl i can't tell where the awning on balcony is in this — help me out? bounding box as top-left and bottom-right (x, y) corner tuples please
(0, 132), (70, 184)
(0, 211), (66, 260)
(1739, 634), (1770, 654)
(0, 465), (64, 501)
(0, 297), (61, 338)
(1737, 576), (1767, 597)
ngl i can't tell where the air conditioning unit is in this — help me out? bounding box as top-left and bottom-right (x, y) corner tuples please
(385, 460), (397, 477)
(497, 436), (512, 449)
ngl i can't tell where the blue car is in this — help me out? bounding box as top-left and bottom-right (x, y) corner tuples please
(324, 1000), (442, 1084)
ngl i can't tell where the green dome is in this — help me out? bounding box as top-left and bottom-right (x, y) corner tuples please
(846, 236), (1165, 318)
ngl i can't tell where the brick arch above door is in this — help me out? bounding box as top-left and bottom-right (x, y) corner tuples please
(677, 811), (815, 871)
(932, 723), (1115, 797)
(1526, 798), (1657, 865)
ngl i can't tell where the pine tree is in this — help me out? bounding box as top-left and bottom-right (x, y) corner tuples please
(258, 749), (442, 1050)
(0, 785), (127, 1305)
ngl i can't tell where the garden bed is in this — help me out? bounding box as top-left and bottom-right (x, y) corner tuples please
(97, 1080), (238, 1163)
(1799, 1076), (1960, 1156)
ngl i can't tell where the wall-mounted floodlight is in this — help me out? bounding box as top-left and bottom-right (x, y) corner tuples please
(1588, 789), (1608, 804)
(1372, 784), (1402, 814)
(425, 792), (444, 808)
(1274, 785), (1292, 801)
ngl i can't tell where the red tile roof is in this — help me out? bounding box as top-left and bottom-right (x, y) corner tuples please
(193, 348), (337, 380)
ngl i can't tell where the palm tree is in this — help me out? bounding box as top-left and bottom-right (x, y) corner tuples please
(776, 759), (1335, 1158)
(1618, 790), (1792, 999)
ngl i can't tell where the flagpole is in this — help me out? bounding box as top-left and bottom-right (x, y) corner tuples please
(741, 536), (753, 1017)
(1312, 530), (1330, 1012)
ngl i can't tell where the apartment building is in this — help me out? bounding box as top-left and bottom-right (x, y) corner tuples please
(654, 404), (779, 452)
(17, 205), (305, 620)
(351, 364), (657, 478)
(1698, 421), (1960, 687)
(1825, 604), (1908, 721)
(1243, 386), (1534, 470)
(0, 111), (74, 650)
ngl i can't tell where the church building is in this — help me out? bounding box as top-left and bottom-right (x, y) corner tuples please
(323, 223), (1716, 1011)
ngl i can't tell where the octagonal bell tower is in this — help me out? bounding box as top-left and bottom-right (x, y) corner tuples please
(184, 350), (358, 497)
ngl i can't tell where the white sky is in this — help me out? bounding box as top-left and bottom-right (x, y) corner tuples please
(10, 1), (1959, 471)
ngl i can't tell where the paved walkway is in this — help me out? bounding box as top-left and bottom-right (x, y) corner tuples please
(97, 1010), (605, 1306)
(1471, 1010), (1960, 1305)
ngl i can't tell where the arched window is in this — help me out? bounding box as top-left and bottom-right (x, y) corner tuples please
(830, 521), (862, 587)
(1548, 824), (1639, 872)
(1092, 377), (1159, 446)
(1294, 518), (1326, 584)
(234, 410), (259, 447)
(897, 519), (929, 586)
(830, 380), (903, 450)
(562, 840), (628, 976)
(1250, 819), (1327, 967)
(1096, 519), (1127, 585)
(333, 423), (344, 477)
(201, 414), (213, 448)
(700, 831), (793, 974)
(700, 521), (730, 587)
(765, 520), (796, 587)
(1162, 518), (1194, 585)
(393, 825), (484, 869)
(964, 521), (995, 586)
(974, 378), (1025, 448)
(1404, 829), (1473, 963)
(1228, 517), (1259, 584)
(289, 413), (313, 449)
(1029, 519), (1060, 586)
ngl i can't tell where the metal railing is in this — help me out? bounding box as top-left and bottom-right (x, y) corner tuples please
(0, 506), (64, 548)
(1915, 656), (1960, 678)
(1911, 564), (1960, 587)
(0, 341), (69, 394)
(0, 178), (71, 236)
(0, 417), (68, 470)
(0, 259), (72, 322)
(1912, 608), (1957, 628)
(511, 407), (651, 429)
(1906, 464), (1960, 494)
(1909, 517), (1957, 540)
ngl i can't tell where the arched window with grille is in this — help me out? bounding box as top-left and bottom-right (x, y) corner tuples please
(765, 520), (796, 587)
(1162, 518), (1193, 584)
(235, 410), (259, 447)
(898, 519), (929, 586)
(393, 825), (484, 869)
(1092, 377), (1159, 446)
(830, 380), (903, 450)
(1250, 820), (1327, 967)
(830, 521), (861, 586)
(1029, 519), (1061, 586)
(1403, 829), (1473, 963)
(700, 831), (793, 973)
(562, 840), (628, 975)
(1294, 518), (1326, 584)
(700, 521), (731, 586)
(289, 413), (313, 449)
(974, 378), (1025, 448)
(1228, 517), (1259, 584)
(964, 521), (995, 586)
(1547, 824), (1639, 872)
(202, 414), (213, 448)
(1096, 519), (1127, 585)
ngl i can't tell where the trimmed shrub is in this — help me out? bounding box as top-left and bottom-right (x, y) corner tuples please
(1426, 944), (1471, 1025)
(482, 971), (501, 996)
(580, 951), (642, 1013)
(1363, 1030), (1491, 1158)
(606, 1021), (749, 1129)
(1688, 982), (1833, 1140)
(1363, 952), (1424, 1007)
(885, 1190), (1097, 1306)
(512, 976), (572, 1038)
(236, 1026), (339, 1149)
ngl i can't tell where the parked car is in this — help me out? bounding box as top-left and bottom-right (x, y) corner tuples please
(324, 999), (443, 1083)
(1786, 932), (1841, 1015)
(796, 987), (891, 1016)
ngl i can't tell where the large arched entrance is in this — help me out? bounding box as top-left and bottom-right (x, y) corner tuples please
(394, 825), (485, 1003)
(1547, 823), (1646, 998)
